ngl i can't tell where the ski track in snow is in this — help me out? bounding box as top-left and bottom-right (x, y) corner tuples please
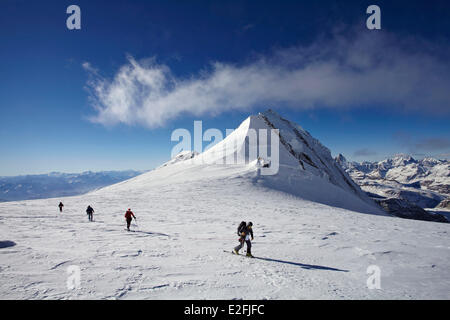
(1, 172), (449, 300)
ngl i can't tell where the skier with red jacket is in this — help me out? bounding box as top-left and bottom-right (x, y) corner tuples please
(125, 208), (136, 231)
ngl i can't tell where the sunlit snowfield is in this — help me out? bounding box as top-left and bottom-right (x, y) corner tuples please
(1, 113), (449, 299)
(1, 161), (449, 300)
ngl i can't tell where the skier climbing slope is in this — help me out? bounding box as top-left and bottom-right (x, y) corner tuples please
(125, 208), (136, 231)
(233, 221), (254, 257)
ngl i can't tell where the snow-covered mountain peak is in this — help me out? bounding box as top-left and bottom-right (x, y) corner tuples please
(421, 157), (444, 167)
(259, 109), (328, 156)
(256, 111), (371, 202)
(378, 154), (417, 168)
(95, 110), (383, 215)
(261, 109), (308, 133)
(335, 154), (348, 168)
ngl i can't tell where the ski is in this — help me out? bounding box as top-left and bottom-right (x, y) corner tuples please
(223, 250), (254, 258)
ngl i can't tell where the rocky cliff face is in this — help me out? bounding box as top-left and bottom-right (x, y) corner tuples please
(436, 199), (450, 210)
(376, 198), (448, 223)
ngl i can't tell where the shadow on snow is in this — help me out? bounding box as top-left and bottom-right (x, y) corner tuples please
(129, 230), (170, 237)
(254, 256), (349, 272)
(0, 241), (16, 249)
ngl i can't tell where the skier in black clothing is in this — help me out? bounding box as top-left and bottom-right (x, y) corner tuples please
(86, 205), (94, 221)
(58, 202), (64, 213)
(233, 221), (254, 257)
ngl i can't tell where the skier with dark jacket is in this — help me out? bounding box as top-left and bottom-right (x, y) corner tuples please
(86, 205), (94, 221)
(125, 208), (136, 231)
(58, 202), (64, 213)
(233, 221), (254, 257)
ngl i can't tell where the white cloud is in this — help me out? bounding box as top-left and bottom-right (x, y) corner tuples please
(82, 62), (98, 74)
(84, 29), (450, 129)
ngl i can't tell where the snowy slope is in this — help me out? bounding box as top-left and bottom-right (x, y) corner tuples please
(1, 112), (449, 299)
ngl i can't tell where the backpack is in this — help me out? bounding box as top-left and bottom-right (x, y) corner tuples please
(237, 221), (246, 236)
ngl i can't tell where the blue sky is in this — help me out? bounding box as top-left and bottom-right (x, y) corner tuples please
(1, 0), (449, 176)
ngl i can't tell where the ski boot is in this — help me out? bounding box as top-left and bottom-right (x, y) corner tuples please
(246, 253), (254, 258)
(233, 249), (239, 255)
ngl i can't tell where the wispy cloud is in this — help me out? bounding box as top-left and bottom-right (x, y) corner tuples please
(84, 28), (450, 129)
(393, 132), (450, 158)
(353, 148), (377, 157)
(435, 152), (450, 160)
(414, 138), (450, 152)
(82, 62), (98, 74)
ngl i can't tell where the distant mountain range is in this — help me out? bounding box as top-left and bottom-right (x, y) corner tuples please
(336, 154), (449, 221)
(0, 170), (146, 202)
